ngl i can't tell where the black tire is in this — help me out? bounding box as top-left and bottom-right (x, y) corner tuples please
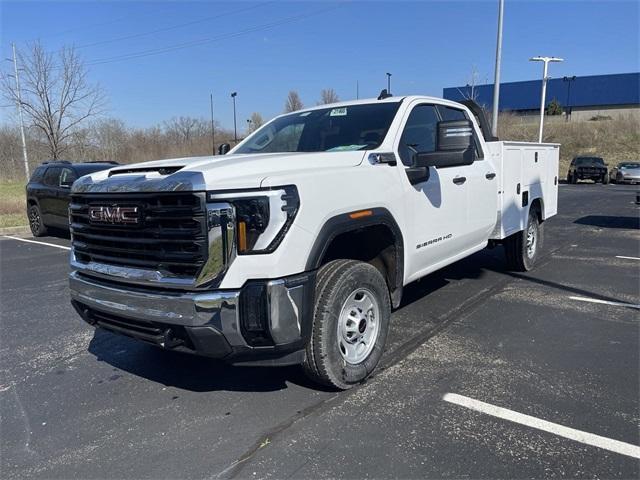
(303, 259), (391, 390)
(28, 204), (48, 237)
(602, 173), (609, 185)
(504, 209), (542, 272)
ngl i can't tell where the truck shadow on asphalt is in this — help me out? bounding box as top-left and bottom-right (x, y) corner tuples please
(83, 248), (506, 394)
(86, 329), (332, 393)
(574, 215), (639, 230)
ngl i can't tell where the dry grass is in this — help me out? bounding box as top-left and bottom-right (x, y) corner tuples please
(0, 182), (27, 227)
(498, 113), (640, 178)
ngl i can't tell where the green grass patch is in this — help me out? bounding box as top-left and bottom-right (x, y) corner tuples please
(0, 182), (27, 228)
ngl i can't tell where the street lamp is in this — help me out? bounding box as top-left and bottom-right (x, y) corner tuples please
(231, 92), (238, 143)
(386, 72), (392, 95)
(563, 76), (576, 122)
(246, 118), (252, 133)
(529, 56), (564, 142)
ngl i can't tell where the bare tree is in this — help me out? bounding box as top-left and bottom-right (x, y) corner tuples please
(163, 116), (208, 144)
(284, 90), (304, 113)
(247, 112), (264, 133)
(91, 118), (128, 161)
(456, 65), (482, 102)
(1, 42), (106, 159)
(318, 88), (339, 105)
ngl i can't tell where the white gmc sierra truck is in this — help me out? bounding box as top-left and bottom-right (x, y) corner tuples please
(69, 95), (559, 389)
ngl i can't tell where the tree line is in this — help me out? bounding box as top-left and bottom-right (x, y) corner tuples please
(0, 42), (343, 180)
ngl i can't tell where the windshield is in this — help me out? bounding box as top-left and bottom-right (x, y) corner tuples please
(575, 157), (604, 166)
(235, 103), (401, 154)
(619, 162), (640, 169)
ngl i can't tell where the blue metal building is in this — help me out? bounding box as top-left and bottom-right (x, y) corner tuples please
(443, 72), (640, 119)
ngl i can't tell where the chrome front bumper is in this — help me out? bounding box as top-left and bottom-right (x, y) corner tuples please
(70, 270), (314, 364)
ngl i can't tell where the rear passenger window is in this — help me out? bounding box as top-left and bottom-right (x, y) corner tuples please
(43, 167), (61, 186)
(398, 105), (439, 166)
(30, 166), (47, 183)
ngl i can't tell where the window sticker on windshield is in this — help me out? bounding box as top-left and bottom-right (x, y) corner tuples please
(329, 108), (347, 116)
(299, 112), (311, 117)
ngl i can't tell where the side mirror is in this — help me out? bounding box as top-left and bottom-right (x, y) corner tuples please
(414, 119), (476, 170)
(218, 143), (231, 155)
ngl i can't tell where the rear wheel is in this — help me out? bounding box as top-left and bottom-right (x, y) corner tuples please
(303, 259), (391, 390)
(28, 204), (48, 237)
(504, 209), (542, 272)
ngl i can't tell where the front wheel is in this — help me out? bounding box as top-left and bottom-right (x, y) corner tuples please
(303, 259), (391, 390)
(504, 209), (543, 272)
(602, 173), (609, 184)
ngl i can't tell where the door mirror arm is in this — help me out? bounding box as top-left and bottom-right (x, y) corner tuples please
(404, 144), (430, 185)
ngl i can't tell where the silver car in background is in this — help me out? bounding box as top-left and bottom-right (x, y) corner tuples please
(610, 162), (640, 184)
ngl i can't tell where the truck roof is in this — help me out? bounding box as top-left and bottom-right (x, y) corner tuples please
(293, 95), (468, 114)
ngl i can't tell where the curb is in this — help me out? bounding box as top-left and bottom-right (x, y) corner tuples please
(0, 225), (31, 237)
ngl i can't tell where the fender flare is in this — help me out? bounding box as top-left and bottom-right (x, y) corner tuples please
(305, 207), (404, 307)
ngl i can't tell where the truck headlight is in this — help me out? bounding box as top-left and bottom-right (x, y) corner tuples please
(207, 185), (299, 254)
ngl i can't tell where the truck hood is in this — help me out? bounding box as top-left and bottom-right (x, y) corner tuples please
(72, 151), (366, 193)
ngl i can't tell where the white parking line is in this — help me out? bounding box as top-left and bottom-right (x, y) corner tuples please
(2, 236), (70, 251)
(615, 255), (640, 261)
(569, 296), (640, 310)
(443, 393), (640, 459)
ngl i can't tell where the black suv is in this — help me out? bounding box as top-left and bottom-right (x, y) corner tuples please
(567, 156), (609, 184)
(26, 160), (118, 236)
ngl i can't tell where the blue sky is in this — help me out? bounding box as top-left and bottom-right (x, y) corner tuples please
(2, 0), (638, 130)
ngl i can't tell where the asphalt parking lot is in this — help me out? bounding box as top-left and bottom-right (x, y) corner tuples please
(1, 184), (639, 479)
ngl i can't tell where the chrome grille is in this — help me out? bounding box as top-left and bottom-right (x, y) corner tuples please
(70, 192), (208, 277)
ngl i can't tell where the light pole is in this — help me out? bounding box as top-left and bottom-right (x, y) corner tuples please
(246, 118), (252, 133)
(11, 43), (29, 179)
(491, 0), (504, 138)
(563, 75), (576, 122)
(210, 93), (215, 155)
(529, 56), (564, 142)
(386, 72), (392, 95)
(231, 92), (238, 143)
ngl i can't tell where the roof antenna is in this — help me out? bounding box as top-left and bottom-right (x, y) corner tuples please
(377, 89), (392, 100)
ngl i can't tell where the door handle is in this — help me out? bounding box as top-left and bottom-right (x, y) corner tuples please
(453, 176), (466, 185)
(485, 172), (496, 180)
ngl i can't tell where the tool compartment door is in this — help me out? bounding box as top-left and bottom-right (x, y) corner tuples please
(500, 146), (524, 237)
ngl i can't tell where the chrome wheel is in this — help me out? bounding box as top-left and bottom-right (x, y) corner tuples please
(526, 222), (537, 259)
(337, 288), (380, 365)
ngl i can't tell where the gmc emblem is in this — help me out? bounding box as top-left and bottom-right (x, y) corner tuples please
(88, 205), (140, 225)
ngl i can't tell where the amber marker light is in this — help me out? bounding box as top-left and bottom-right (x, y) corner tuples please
(349, 210), (373, 219)
(238, 221), (248, 252)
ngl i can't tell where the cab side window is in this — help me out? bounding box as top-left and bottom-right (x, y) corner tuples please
(59, 168), (77, 187)
(398, 105), (439, 166)
(43, 167), (62, 187)
(436, 105), (483, 159)
(436, 106), (467, 121)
